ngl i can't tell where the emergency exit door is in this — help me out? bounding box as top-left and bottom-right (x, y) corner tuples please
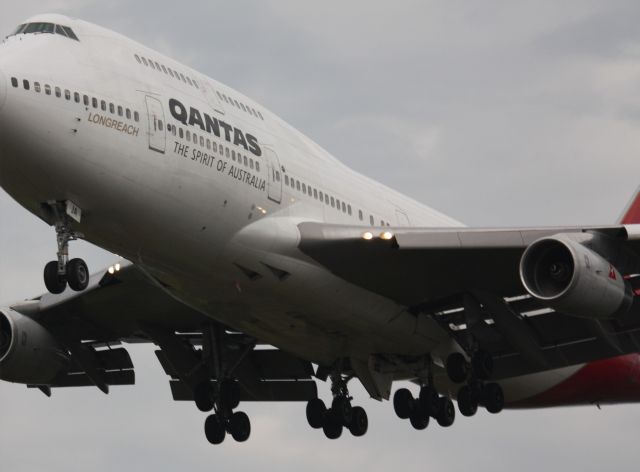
(145, 96), (166, 154)
(263, 148), (282, 204)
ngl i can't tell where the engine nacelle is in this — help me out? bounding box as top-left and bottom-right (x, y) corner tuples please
(0, 308), (70, 384)
(519, 234), (633, 319)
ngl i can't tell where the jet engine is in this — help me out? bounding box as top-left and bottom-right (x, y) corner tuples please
(519, 234), (633, 319)
(0, 308), (70, 384)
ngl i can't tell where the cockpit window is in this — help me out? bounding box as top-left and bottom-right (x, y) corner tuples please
(7, 22), (79, 41)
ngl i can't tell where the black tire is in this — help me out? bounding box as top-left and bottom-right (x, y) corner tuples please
(419, 386), (440, 417)
(348, 406), (368, 437)
(322, 411), (343, 439)
(220, 379), (241, 410)
(472, 350), (494, 380)
(194, 382), (215, 412)
(393, 388), (414, 419)
(457, 385), (478, 417)
(44, 261), (66, 294)
(204, 414), (226, 444)
(436, 397), (455, 427)
(306, 398), (326, 429)
(229, 411), (251, 442)
(66, 258), (89, 291)
(446, 352), (469, 383)
(482, 382), (505, 414)
(409, 404), (429, 430)
(332, 396), (353, 426)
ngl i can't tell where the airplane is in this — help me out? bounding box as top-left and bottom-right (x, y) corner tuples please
(1, 13), (640, 445)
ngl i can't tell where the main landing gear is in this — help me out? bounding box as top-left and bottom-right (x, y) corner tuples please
(306, 371), (369, 439)
(200, 379), (251, 444)
(43, 201), (89, 294)
(446, 350), (505, 416)
(393, 384), (455, 430)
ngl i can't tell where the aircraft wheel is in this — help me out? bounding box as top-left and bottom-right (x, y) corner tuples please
(322, 411), (343, 439)
(44, 261), (66, 294)
(220, 379), (241, 410)
(66, 258), (89, 291)
(229, 411), (251, 442)
(446, 352), (469, 383)
(482, 382), (505, 414)
(348, 406), (368, 437)
(194, 382), (215, 412)
(204, 414), (226, 444)
(419, 386), (441, 417)
(436, 397), (455, 427)
(332, 396), (353, 426)
(393, 388), (414, 419)
(457, 385), (478, 417)
(472, 350), (494, 380)
(409, 404), (429, 430)
(306, 398), (326, 429)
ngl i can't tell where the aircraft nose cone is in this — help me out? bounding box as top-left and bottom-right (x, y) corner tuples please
(0, 69), (6, 111)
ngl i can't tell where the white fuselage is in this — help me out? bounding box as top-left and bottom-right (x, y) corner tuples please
(0, 14), (589, 403)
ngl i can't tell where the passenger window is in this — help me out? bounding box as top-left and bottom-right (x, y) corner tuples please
(193, 80), (199, 89)
(212, 142), (217, 152)
(118, 106), (123, 116)
(223, 95), (230, 103)
(319, 191), (324, 200)
(55, 87), (61, 97)
(243, 155), (248, 166)
(225, 148), (230, 158)
(148, 60), (155, 70)
(313, 189), (318, 199)
(200, 136), (204, 146)
(141, 57), (148, 66)
(284, 175), (289, 185)
(231, 150), (236, 161)
(381, 220), (384, 226)
(240, 103), (246, 112)
(180, 73), (186, 82)
(161, 65), (168, 74)
(126, 108), (131, 119)
(206, 139), (211, 149)
(258, 111), (264, 120)
(179, 128), (184, 138)
(331, 197), (335, 208)
(186, 130), (191, 140)
(74, 92), (80, 103)
(325, 194), (330, 204)
(217, 91), (223, 100)
(23, 80), (30, 90)
(134, 111), (140, 122)
(234, 99), (240, 108)
(109, 103), (115, 114)
(302, 183), (307, 193)
(296, 181), (301, 191)
(154, 62), (162, 71)
(192, 133), (197, 144)
(172, 126), (177, 136)
(135, 54), (141, 63)
(92, 97), (97, 108)
(44, 84), (51, 95)
(342, 202), (347, 213)
(249, 159), (254, 170)
(158, 120), (164, 131)
(34, 82), (41, 93)
(370, 215), (374, 226)
(358, 210), (363, 221)
(168, 69), (175, 78)
(65, 89), (70, 100)
(101, 100), (106, 111)
(187, 77), (193, 86)
(307, 186), (312, 196)
(83, 95), (90, 106)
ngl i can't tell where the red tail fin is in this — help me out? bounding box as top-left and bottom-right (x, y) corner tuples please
(619, 186), (640, 224)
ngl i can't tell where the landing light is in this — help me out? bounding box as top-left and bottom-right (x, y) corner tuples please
(380, 231), (394, 240)
(108, 266), (115, 274)
(362, 232), (373, 240)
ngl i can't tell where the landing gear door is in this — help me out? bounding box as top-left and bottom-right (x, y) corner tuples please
(145, 96), (166, 154)
(263, 148), (282, 204)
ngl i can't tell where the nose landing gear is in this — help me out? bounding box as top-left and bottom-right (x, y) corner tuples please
(42, 201), (89, 294)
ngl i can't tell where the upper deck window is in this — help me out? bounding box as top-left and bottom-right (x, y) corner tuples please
(7, 22), (79, 41)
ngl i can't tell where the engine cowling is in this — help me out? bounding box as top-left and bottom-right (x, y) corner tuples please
(519, 234), (633, 319)
(0, 308), (70, 384)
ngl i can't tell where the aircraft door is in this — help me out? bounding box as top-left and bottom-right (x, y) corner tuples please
(263, 148), (282, 204)
(145, 96), (166, 154)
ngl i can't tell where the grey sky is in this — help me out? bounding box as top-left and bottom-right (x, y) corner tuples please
(2, 1), (640, 470)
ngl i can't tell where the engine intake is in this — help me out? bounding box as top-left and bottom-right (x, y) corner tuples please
(0, 309), (70, 384)
(520, 234), (633, 319)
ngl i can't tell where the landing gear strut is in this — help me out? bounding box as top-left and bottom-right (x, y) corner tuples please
(305, 369), (369, 439)
(393, 384), (455, 430)
(43, 201), (88, 294)
(446, 350), (505, 416)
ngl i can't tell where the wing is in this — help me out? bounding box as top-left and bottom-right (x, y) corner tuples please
(3, 262), (316, 402)
(298, 222), (640, 379)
